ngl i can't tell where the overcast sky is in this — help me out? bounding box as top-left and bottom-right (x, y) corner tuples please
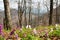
(0, 0), (44, 10)
(0, 0), (60, 13)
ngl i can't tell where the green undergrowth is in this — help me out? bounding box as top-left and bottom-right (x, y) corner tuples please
(0, 25), (60, 40)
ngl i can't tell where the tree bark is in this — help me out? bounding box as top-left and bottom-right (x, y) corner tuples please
(38, 2), (40, 26)
(49, 0), (53, 25)
(24, 0), (27, 26)
(29, 0), (31, 25)
(18, 0), (23, 28)
(56, 0), (59, 24)
(3, 0), (13, 30)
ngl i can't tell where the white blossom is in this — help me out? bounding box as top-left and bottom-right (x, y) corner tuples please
(26, 25), (31, 29)
(20, 28), (22, 31)
(50, 28), (53, 32)
(55, 24), (59, 29)
(55, 24), (58, 27)
(33, 28), (37, 34)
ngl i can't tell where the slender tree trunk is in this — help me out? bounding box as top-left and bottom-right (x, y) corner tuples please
(18, 0), (23, 28)
(49, 0), (53, 25)
(38, 2), (40, 26)
(56, 0), (59, 24)
(29, 0), (31, 25)
(3, 0), (12, 30)
(24, 0), (27, 26)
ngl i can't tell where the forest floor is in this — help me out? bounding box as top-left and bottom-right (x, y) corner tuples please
(0, 25), (60, 40)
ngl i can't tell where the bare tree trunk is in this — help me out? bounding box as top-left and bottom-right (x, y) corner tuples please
(37, 2), (40, 26)
(3, 0), (12, 30)
(49, 0), (53, 25)
(56, 0), (59, 24)
(18, 0), (24, 28)
(29, 0), (31, 25)
(24, 0), (27, 26)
